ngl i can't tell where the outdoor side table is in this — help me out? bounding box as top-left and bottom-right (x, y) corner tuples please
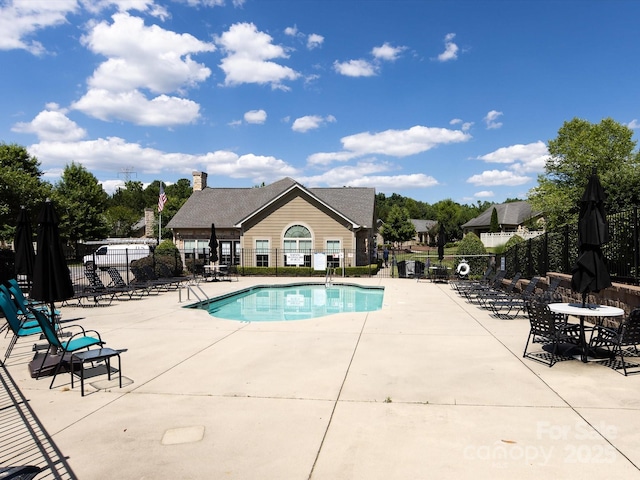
(548, 303), (624, 363)
(71, 348), (124, 396)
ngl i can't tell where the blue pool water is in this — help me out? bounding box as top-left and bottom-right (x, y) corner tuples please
(190, 283), (384, 322)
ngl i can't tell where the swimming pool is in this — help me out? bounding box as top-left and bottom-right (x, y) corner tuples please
(189, 282), (384, 322)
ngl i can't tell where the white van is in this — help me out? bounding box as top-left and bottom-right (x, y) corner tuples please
(84, 244), (151, 270)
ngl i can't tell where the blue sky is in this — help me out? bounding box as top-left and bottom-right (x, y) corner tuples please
(1, 0), (639, 205)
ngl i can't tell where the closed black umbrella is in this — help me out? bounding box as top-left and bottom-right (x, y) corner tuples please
(31, 200), (74, 326)
(570, 172), (612, 306)
(209, 223), (219, 264)
(14, 206), (36, 285)
(437, 230), (445, 262)
(570, 172), (612, 363)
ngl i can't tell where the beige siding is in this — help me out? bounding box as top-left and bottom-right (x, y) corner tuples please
(242, 192), (354, 251)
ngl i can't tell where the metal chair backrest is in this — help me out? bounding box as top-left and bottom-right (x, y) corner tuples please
(107, 267), (127, 287)
(30, 308), (62, 349)
(85, 269), (107, 289)
(7, 279), (30, 305)
(503, 272), (521, 293)
(521, 277), (540, 299)
(526, 301), (558, 336)
(620, 309), (640, 347)
(0, 292), (23, 334)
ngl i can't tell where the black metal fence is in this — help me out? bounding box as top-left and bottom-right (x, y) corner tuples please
(502, 207), (640, 285)
(181, 247), (380, 277)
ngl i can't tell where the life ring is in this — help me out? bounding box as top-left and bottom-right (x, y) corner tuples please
(456, 262), (470, 277)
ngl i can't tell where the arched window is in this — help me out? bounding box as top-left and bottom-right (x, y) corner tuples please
(284, 225), (312, 266)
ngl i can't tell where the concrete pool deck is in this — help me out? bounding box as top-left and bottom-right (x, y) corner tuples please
(2, 276), (640, 479)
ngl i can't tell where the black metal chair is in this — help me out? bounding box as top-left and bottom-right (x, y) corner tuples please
(523, 301), (581, 367)
(461, 270), (506, 302)
(474, 272), (521, 307)
(488, 276), (541, 319)
(590, 308), (640, 376)
(450, 267), (492, 293)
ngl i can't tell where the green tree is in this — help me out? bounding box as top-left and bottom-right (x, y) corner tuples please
(104, 205), (141, 237)
(379, 205), (416, 248)
(109, 180), (147, 213)
(489, 207), (499, 233)
(432, 199), (464, 241)
(52, 162), (109, 245)
(0, 143), (51, 242)
(529, 117), (638, 228)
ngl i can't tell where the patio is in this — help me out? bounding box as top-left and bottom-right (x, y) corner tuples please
(2, 276), (640, 479)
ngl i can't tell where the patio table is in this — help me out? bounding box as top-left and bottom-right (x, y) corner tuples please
(548, 302), (624, 363)
(204, 264), (229, 281)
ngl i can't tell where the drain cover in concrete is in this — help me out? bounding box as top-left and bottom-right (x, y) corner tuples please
(161, 426), (205, 445)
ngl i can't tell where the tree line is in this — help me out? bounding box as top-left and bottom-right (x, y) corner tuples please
(0, 144), (192, 248)
(2, 116), (638, 249)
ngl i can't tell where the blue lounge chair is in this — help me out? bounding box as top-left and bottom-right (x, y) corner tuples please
(30, 308), (104, 389)
(0, 293), (46, 361)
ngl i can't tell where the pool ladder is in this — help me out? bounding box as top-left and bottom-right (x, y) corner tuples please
(179, 280), (209, 303)
(325, 267), (336, 287)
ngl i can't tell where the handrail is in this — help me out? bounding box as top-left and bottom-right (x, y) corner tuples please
(179, 280), (209, 303)
(325, 267), (335, 287)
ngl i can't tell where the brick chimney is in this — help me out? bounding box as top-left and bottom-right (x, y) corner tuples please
(144, 208), (155, 238)
(193, 171), (208, 191)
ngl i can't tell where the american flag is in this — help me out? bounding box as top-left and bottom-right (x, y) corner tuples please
(158, 183), (167, 212)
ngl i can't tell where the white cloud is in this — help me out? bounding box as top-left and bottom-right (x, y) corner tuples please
(477, 140), (548, 173)
(29, 136), (298, 184)
(72, 89), (201, 126)
(81, 12), (215, 94)
(308, 125), (471, 165)
(244, 109), (267, 124)
(70, 12), (214, 126)
(484, 110), (503, 129)
(307, 151), (359, 166)
(474, 190), (495, 198)
(80, 0), (168, 18)
(284, 26), (298, 36)
(100, 178), (126, 195)
(300, 160), (438, 190)
(466, 170), (531, 186)
(340, 125), (471, 157)
(437, 33), (459, 62)
(307, 33), (324, 50)
(292, 114), (336, 133)
(628, 119), (640, 129)
(333, 59), (377, 77)
(372, 42), (406, 61)
(216, 22), (300, 89)
(12, 110), (87, 142)
(450, 118), (473, 131)
(0, 0), (78, 55)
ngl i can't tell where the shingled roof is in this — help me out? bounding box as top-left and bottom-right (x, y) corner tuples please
(166, 177), (375, 230)
(461, 201), (539, 229)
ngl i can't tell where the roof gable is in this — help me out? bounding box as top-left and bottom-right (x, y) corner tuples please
(461, 201), (539, 229)
(166, 177), (375, 230)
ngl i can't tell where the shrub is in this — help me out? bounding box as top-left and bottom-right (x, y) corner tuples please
(154, 240), (184, 276)
(455, 233), (487, 276)
(504, 234), (525, 250)
(130, 247), (184, 280)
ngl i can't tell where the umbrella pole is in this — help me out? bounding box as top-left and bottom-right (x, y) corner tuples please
(48, 301), (59, 355)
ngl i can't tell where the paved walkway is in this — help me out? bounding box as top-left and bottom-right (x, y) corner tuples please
(2, 277), (640, 479)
